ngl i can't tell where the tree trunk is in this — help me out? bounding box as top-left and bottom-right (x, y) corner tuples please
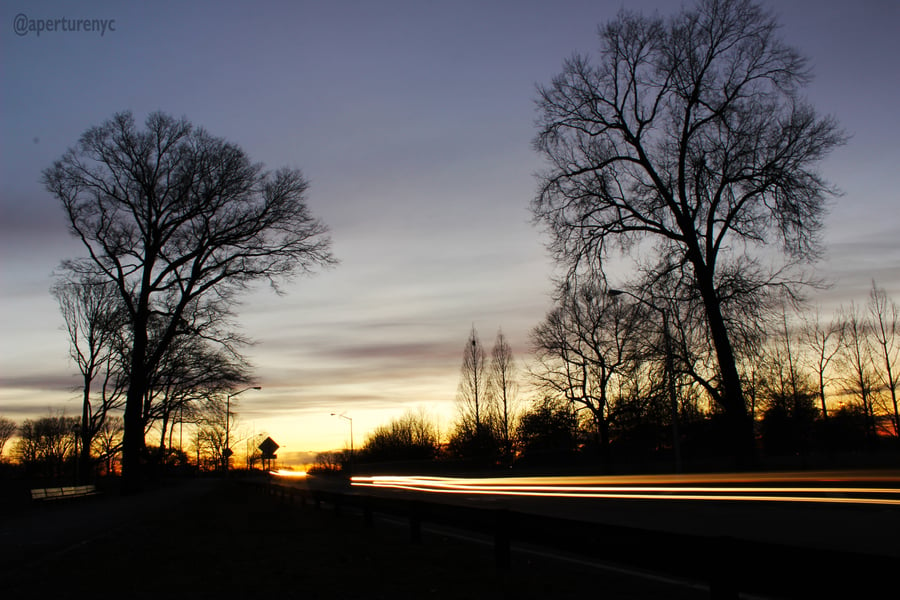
(122, 317), (149, 493)
(695, 267), (755, 468)
(79, 376), (92, 484)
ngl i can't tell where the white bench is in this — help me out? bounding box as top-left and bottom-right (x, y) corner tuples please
(30, 484), (98, 501)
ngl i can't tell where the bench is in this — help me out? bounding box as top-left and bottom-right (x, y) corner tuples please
(30, 484), (98, 501)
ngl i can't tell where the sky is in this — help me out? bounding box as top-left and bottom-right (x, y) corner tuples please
(2, 0), (898, 465)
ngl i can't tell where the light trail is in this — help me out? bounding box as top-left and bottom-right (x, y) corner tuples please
(271, 469), (307, 478)
(350, 475), (900, 506)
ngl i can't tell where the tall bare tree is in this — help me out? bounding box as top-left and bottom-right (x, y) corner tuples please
(52, 274), (125, 481)
(868, 282), (899, 438)
(840, 303), (879, 442)
(531, 0), (845, 464)
(455, 326), (490, 435)
(44, 111), (335, 490)
(802, 305), (845, 421)
(488, 329), (519, 461)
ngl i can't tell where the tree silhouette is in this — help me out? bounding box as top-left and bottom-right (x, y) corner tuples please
(868, 282), (899, 438)
(14, 415), (80, 478)
(361, 408), (439, 463)
(532, 0), (845, 464)
(455, 326), (489, 435)
(0, 417), (16, 460)
(801, 306), (845, 422)
(840, 302), (879, 443)
(44, 111), (334, 490)
(52, 274), (125, 481)
(488, 329), (519, 463)
(530, 276), (637, 468)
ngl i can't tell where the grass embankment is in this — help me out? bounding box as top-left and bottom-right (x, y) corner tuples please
(6, 481), (698, 599)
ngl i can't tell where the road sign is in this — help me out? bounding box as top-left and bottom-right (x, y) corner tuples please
(258, 437), (279, 458)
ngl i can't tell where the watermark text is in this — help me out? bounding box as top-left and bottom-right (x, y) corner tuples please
(14, 13), (116, 37)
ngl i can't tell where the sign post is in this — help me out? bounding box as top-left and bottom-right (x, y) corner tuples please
(258, 437), (279, 471)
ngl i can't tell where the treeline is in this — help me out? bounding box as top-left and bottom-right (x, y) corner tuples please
(313, 280), (897, 474)
(0, 271), (270, 479)
(0, 275), (258, 479)
(0, 410), (273, 479)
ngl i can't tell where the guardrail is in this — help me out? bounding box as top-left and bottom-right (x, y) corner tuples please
(256, 481), (890, 599)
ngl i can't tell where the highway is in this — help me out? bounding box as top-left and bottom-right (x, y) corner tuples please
(335, 470), (900, 558)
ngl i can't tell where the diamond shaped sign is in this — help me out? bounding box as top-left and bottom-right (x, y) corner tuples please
(258, 437), (279, 458)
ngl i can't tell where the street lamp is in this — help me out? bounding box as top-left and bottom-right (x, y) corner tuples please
(330, 412), (353, 475)
(225, 386), (261, 473)
(608, 288), (682, 474)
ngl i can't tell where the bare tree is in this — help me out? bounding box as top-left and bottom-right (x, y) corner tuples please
(92, 415), (124, 475)
(802, 305), (845, 421)
(146, 329), (251, 461)
(531, 0), (845, 464)
(0, 416), (16, 460)
(868, 282), (899, 437)
(488, 329), (519, 461)
(44, 111), (335, 490)
(530, 275), (637, 467)
(14, 415), (79, 478)
(361, 408), (440, 462)
(193, 396), (229, 471)
(840, 303), (879, 442)
(455, 325), (490, 435)
(52, 274), (125, 480)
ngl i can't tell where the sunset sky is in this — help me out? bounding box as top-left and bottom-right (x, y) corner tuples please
(2, 0), (898, 465)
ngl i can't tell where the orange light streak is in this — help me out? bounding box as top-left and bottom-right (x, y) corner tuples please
(349, 475), (900, 506)
(271, 469), (308, 478)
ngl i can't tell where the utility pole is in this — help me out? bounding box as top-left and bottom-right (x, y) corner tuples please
(331, 412), (353, 476)
(224, 386), (261, 473)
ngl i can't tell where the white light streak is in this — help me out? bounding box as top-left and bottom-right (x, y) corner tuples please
(349, 475), (900, 506)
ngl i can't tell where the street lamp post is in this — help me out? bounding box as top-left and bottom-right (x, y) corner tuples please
(609, 289), (682, 474)
(225, 386), (261, 473)
(331, 412), (353, 475)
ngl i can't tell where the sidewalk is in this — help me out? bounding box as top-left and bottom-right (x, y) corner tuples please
(0, 478), (220, 572)
(2, 478), (707, 599)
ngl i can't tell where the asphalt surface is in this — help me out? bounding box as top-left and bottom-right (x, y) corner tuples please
(328, 471), (900, 558)
(2, 477), (714, 600)
(0, 478), (220, 576)
(5, 473), (896, 599)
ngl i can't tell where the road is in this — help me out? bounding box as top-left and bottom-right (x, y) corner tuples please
(299, 469), (900, 558)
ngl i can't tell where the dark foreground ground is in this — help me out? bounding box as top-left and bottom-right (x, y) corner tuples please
(2, 478), (707, 600)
